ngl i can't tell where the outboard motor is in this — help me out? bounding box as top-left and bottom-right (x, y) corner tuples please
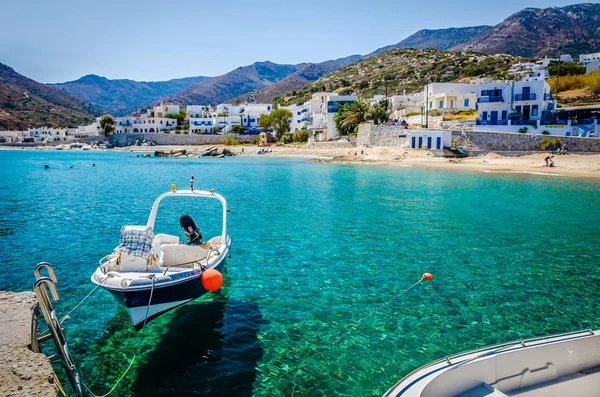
(179, 214), (202, 244)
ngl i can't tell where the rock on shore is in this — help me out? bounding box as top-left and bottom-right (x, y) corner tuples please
(0, 292), (57, 396)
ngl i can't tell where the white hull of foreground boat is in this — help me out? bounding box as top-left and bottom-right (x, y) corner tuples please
(384, 329), (600, 397)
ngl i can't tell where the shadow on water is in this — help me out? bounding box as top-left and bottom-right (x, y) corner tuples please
(131, 299), (264, 396)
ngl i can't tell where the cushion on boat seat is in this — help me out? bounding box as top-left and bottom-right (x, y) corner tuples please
(115, 226), (154, 272)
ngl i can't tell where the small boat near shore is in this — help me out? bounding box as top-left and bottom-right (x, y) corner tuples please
(384, 328), (600, 397)
(91, 180), (230, 329)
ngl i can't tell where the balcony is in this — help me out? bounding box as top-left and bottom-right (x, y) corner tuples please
(515, 93), (536, 101)
(543, 93), (554, 101)
(477, 96), (503, 103)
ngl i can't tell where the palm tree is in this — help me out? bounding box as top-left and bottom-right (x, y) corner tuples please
(340, 98), (371, 132)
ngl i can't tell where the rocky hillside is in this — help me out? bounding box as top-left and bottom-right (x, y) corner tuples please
(151, 61), (303, 108)
(279, 49), (521, 106)
(452, 3), (600, 57)
(368, 26), (492, 56)
(49, 74), (208, 116)
(226, 55), (362, 104)
(0, 62), (98, 130)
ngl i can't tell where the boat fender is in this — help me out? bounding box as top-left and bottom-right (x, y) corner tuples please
(201, 268), (223, 291)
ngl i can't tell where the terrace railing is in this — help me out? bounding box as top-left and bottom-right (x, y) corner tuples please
(515, 93), (537, 101)
(477, 96), (503, 103)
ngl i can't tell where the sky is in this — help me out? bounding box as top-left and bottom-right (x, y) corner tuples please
(0, 0), (589, 83)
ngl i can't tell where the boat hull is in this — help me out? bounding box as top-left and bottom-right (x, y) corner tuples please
(104, 259), (225, 330)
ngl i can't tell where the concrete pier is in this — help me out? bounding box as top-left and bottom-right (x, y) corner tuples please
(0, 292), (57, 396)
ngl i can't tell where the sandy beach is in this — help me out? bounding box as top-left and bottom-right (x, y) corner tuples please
(4, 144), (600, 179)
(113, 144), (600, 179)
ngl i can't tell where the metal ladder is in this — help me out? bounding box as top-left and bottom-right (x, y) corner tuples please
(32, 262), (83, 397)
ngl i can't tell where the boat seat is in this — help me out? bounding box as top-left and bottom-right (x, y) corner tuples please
(152, 234), (180, 266)
(161, 244), (211, 268)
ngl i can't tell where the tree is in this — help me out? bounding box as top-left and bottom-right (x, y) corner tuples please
(268, 108), (293, 139)
(548, 61), (586, 77)
(257, 113), (272, 131)
(99, 114), (114, 137)
(368, 100), (391, 125)
(333, 105), (354, 136)
(165, 112), (185, 126)
(339, 98), (371, 133)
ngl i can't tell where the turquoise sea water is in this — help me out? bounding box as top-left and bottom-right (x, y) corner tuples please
(1, 149), (600, 396)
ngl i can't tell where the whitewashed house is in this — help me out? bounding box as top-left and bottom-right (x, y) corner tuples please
(308, 92), (356, 141)
(579, 53), (600, 74)
(114, 117), (134, 134)
(28, 128), (68, 142)
(475, 79), (556, 131)
(281, 103), (310, 132)
(0, 131), (30, 143)
(424, 83), (478, 112)
(586, 60), (600, 74)
(153, 104), (180, 117)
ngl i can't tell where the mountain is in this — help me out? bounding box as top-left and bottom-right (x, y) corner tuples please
(452, 3), (600, 57)
(279, 48), (521, 106)
(49, 74), (209, 116)
(226, 55), (362, 104)
(152, 61), (306, 108)
(0, 62), (98, 130)
(368, 26), (492, 56)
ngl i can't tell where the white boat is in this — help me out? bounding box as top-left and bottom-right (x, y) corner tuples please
(91, 183), (230, 330)
(384, 328), (600, 397)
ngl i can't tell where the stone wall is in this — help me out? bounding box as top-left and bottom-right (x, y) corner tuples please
(0, 292), (56, 396)
(110, 133), (258, 147)
(453, 130), (600, 152)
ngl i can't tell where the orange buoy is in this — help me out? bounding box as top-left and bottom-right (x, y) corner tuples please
(422, 273), (433, 281)
(201, 268), (223, 291)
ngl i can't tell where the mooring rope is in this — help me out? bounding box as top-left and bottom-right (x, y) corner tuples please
(82, 277), (156, 397)
(60, 275), (111, 324)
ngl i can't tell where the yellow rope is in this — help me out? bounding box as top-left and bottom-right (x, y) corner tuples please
(54, 373), (67, 397)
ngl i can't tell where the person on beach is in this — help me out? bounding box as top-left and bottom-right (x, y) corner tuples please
(544, 156), (551, 167)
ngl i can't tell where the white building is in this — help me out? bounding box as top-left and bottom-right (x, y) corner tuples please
(281, 104), (310, 132)
(153, 104), (180, 118)
(131, 116), (177, 133)
(403, 130), (452, 150)
(307, 92), (356, 141)
(579, 53), (600, 64)
(560, 54), (574, 63)
(424, 83), (478, 112)
(114, 117), (134, 134)
(586, 60), (600, 74)
(390, 92), (424, 114)
(74, 120), (102, 138)
(28, 127), (68, 142)
(509, 63), (549, 81)
(186, 106), (211, 118)
(475, 79), (555, 130)
(0, 131), (29, 143)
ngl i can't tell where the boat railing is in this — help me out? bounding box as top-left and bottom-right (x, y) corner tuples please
(384, 328), (595, 396)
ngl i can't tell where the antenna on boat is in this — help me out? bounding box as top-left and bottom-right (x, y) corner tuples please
(190, 175), (194, 191)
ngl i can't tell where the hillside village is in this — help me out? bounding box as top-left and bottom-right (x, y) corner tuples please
(2, 51), (599, 148)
